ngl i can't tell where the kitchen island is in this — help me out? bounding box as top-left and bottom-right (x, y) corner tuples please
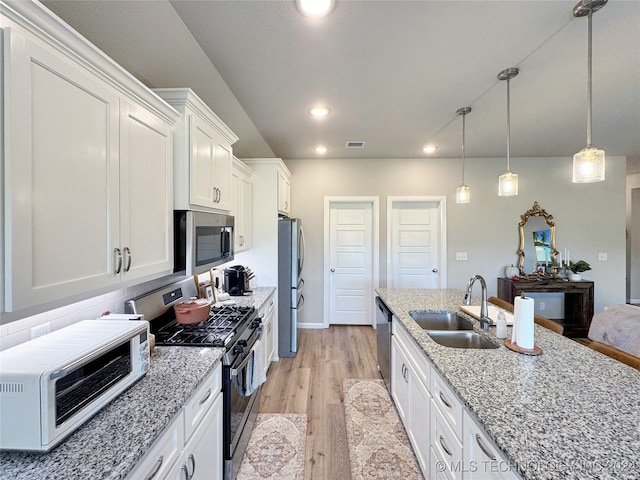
(0, 286), (275, 480)
(377, 288), (640, 480)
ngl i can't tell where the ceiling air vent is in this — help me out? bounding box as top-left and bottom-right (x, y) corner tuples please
(345, 141), (365, 149)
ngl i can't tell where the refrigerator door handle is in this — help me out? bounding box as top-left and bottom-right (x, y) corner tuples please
(295, 294), (305, 310)
(298, 225), (305, 274)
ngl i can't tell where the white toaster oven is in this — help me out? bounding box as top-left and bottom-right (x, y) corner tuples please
(0, 320), (150, 452)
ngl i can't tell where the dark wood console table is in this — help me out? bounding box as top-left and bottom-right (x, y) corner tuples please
(497, 278), (594, 338)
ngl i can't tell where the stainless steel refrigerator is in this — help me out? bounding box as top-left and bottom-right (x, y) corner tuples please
(278, 217), (305, 357)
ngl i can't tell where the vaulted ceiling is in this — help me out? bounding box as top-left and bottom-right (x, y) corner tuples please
(44, 0), (640, 171)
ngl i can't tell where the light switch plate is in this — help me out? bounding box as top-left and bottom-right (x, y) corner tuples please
(456, 252), (468, 261)
(598, 252), (607, 261)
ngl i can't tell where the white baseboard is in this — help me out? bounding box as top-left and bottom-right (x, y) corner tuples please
(298, 322), (325, 329)
(629, 298), (640, 305)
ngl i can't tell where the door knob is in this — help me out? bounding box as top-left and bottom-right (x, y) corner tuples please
(432, 268), (438, 273)
(330, 268), (335, 272)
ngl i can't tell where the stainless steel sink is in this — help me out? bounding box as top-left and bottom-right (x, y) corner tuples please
(427, 331), (499, 349)
(409, 311), (474, 330)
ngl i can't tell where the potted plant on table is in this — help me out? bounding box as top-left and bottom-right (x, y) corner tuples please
(564, 260), (591, 281)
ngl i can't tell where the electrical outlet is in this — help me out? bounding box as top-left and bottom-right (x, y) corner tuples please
(30, 322), (51, 339)
(456, 252), (468, 261)
(598, 252), (607, 261)
(539, 302), (546, 311)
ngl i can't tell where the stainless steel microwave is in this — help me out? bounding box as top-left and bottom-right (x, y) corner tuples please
(174, 210), (234, 276)
(0, 320), (150, 452)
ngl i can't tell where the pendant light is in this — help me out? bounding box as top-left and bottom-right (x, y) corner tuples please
(498, 68), (519, 197)
(455, 107), (472, 204)
(572, 0), (607, 183)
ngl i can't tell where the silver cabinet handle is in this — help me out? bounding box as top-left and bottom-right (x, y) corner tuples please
(113, 248), (122, 274)
(123, 247), (132, 272)
(475, 434), (497, 460)
(144, 455), (163, 480)
(181, 464), (189, 480)
(439, 391), (452, 409)
(187, 453), (196, 478)
(199, 388), (212, 405)
(440, 435), (453, 457)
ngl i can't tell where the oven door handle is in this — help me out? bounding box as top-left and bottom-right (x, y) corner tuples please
(230, 351), (254, 378)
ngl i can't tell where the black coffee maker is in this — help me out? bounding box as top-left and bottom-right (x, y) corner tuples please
(224, 265), (253, 296)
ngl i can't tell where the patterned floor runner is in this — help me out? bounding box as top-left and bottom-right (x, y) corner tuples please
(343, 379), (423, 480)
(237, 413), (307, 480)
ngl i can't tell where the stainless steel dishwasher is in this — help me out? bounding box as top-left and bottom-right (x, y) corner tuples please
(375, 296), (392, 393)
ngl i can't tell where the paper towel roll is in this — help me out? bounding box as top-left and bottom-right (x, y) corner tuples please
(514, 296), (535, 349)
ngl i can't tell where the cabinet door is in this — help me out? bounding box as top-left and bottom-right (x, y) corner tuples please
(190, 113), (216, 208)
(409, 376), (430, 475)
(184, 393), (223, 480)
(3, 27), (120, 312)
(277, 168), (291, 215)
(262, 294), (275, 374)
(119, 101), (174, 282)
(213, 139), (232, 211)
(391, 336), (410, 424)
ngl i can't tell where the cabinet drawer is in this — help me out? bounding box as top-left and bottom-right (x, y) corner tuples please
(431, 398), (463, 480)
(392, 319), (431, 388)
(126, 410), (184, 480)
(184, 362), (222, 441)
(431, 369), (464, 441)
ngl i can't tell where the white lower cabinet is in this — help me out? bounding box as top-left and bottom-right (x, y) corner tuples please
(463, 411), (520, 480)
(126, 362), (223, 480)
(165, 393), (223, 480)
(127, 411), (185, 480)
(391, 322), (432, 477)
(391, 320), (521, 480)
(431, 391), (463, 480)
(260, 292), (276, 375)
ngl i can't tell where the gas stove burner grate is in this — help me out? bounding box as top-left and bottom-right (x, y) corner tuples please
(153, 305), (256, 347)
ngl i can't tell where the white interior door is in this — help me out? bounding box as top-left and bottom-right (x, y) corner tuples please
(388, 198), (446, 289)
(328, 202), (374, 325)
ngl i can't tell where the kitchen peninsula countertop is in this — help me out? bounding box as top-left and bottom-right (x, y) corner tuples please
(377, 288), (640, 480)
(0, 286), (276, 480)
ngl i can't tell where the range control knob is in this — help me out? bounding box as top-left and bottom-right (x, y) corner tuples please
(233, 344), (244, 354)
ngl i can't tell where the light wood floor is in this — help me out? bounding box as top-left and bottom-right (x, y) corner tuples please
(259, 325), (380, 480)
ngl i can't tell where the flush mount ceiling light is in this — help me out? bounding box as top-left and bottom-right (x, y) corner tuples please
(572, 0), (607, 183)
(296, 0), (335, 17)
(422, 145), (437, 154)
(456, 107), (472, 204)
(498, 68), (519, 197)
(314, 146), (328, 154)
(309, 106), (330, 117)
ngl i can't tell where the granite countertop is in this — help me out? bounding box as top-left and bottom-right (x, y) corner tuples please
(376, 288), (640, 480)
(0, 287), (275, 479)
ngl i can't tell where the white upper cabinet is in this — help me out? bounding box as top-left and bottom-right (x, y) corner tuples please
(277, 167), (291, 216)
(1, 2), (178, 315)
(154, 88), (239, 213)
(231, 158), (253, 252)
(242, 159), (292, 217)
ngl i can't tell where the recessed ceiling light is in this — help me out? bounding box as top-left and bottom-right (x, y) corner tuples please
(422, 146), (437, 154)
(296, 0), (335, 17)
(309, 106), (330, 117)
(314, 146), (328, 154)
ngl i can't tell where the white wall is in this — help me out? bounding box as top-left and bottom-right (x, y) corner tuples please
(285, 155), (627, 327)
(628, 172), (640, 302)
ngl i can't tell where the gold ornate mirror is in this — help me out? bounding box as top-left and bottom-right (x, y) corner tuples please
(518, 201), (558, 278)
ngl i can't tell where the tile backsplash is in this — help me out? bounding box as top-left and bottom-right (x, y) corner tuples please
(0, 274), (186, 351)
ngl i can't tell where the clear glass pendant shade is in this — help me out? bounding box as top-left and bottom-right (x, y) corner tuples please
(456, 185), (470, 204)
(573, 147), (605, 182)
(498, 171), (518, 196)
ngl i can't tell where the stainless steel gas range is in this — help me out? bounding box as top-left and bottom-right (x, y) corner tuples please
(125, 279), (263, 480)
